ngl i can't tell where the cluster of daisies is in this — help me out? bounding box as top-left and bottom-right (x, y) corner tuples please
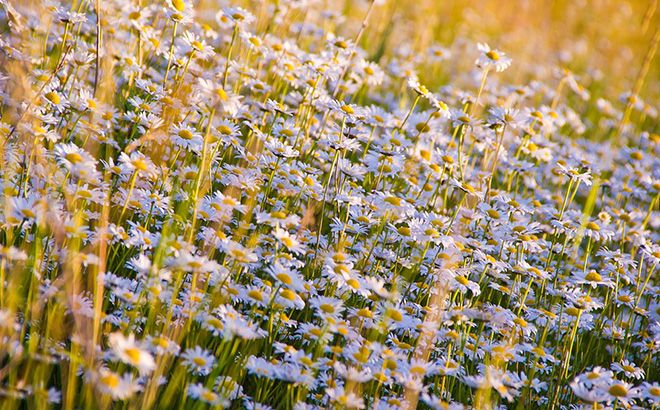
(0, 0), (658, 408)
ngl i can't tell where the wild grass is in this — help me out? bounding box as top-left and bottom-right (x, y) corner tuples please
(0, 0), (658, 409)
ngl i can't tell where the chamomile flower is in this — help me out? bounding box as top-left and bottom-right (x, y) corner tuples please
(107, 333), (156, 375)
(273, 227), (305, 254)
(223, 240), (258, 264)
(267, 262), (306, 292)
(475, 43), (512, 72)
(171, 123), (204, 152)
(92, 369), (141, 400)
(611, 360), (645, 380)
(182, 347), (216, 376)
(181, 31), (214, 60)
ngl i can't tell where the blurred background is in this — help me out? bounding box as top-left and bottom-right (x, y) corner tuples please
(195, 0), (659, 104)
(2, 0), (658, 120)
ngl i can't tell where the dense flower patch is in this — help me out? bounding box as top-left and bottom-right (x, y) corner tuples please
(0, 0), (658, 408)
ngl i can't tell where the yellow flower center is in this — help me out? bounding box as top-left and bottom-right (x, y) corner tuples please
(608, 384), (628, 397)
(334, 40), (348, 49)
(456, 276), (469, 286)
(585, 271), (602, 282)
(132, 158), (148, 171)
(66, 152), (83, 164)
(384, 196), (401, 206)
(397, 226), (411, 236)
(630, 151), (643, 161)
(280, 289), (296, 301)
(201, 391), (217, 402)
(281, 237), (295, 248)
(565, 307), (581, 316)
(21, 209), (36, 218)
(178, 129), (193, 140)
(206, 317), (223, 329)
(124, 347), (141, 364)
(386, 308), (403, 322)
(46, 91), (61, 104)
(487, 209), (500, 219)
(319, 303), (335, 313)
(247, 289), (263, 301)
(171, 0), (185, 11)
(586, 221), (600, 231)
(100, 373), (120, 389)
(217, 125), (232, 135)
(276, 273), (292, 285)
(215, 88), (228, 101)
(486, 50), (500, 61)
(340, 105), (354, 114)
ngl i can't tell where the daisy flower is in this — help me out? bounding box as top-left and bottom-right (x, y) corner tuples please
(475, 43), (512, 72)
(181, 346), (216, 376)
(107, 333), (156, 375)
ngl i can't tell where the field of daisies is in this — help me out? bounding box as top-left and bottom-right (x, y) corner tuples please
(0, 0), (658, 408)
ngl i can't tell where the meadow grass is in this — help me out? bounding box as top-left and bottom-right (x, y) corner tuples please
(0, 0), (658, 409)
